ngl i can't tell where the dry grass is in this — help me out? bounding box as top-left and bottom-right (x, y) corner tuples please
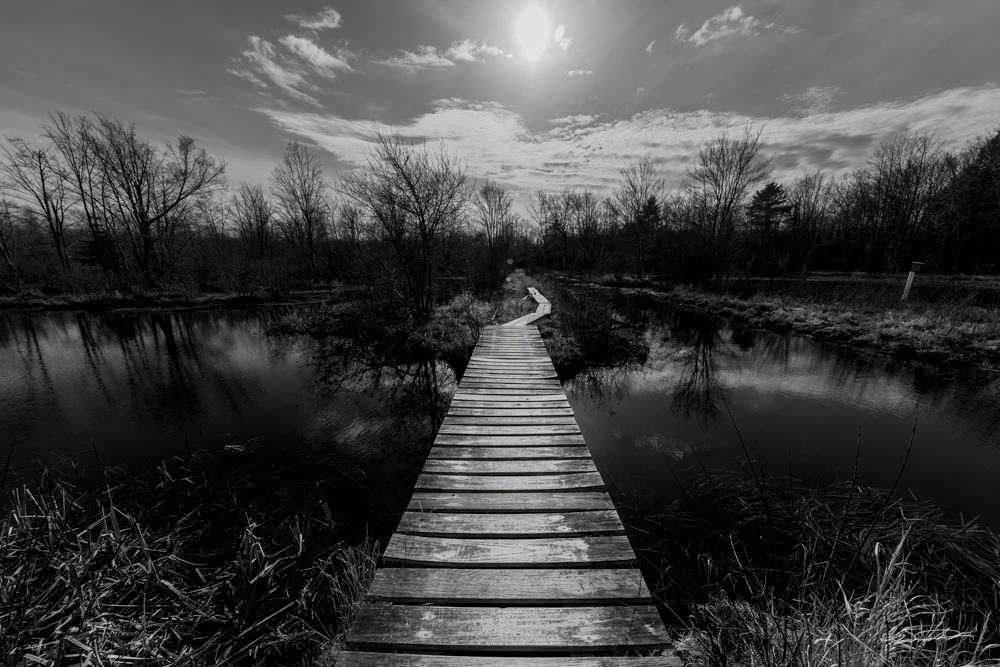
(619, 462), (1000, 667)
(658, 281), (1000, 371)
(1, 459), (379, 666)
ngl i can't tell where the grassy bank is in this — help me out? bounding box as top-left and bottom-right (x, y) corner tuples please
(592, 274), (1000, 372)
(0, 454), (381, 666)
(617, 462), (1000, 666)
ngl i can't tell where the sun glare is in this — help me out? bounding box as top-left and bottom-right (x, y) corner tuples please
(517, 6), (550, 61)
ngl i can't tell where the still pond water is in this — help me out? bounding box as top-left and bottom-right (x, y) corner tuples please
(2, 295), (999, 534)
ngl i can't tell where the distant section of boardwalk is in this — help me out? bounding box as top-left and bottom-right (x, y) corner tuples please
(336, 291), (677, 665)
(502, 287), (551, 326)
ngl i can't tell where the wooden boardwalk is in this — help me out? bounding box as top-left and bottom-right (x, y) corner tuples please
(337, 297), (676, 665)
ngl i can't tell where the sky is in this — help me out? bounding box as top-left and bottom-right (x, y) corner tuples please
(2, 0), (999, 212)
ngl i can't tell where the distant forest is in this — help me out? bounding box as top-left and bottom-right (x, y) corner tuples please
(2, 111), (999, 307)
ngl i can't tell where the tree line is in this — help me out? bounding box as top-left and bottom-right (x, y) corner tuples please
(532, 124), (1000, 279)
(2, 111), (999, 319)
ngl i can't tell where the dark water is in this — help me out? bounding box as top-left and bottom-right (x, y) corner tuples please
(2, 297), (999, 535)
(565, 293), (1000, 531)
(0, 308), (453, 535)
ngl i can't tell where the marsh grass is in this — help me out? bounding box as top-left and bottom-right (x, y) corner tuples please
(1, 456), (380, 666)
(619, 456), (1000, 666)
(659, 277), (1000, 370)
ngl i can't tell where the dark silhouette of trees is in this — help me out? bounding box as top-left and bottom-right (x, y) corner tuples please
(0, 137), (72, 271)
(270, 142), (329, 271)
(676, 124), (771, 279)
(745, 181), (793, 274)
(612, 158), (663, 279)
(91, 114), (227, 283)
(472, 180), (518, 289)
(231, 182), (273, 260)
(340, 130), (472, 323)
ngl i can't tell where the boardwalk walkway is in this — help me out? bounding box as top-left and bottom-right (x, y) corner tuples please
(337, 292), (677, 665)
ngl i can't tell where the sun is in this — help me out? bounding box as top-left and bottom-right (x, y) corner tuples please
(516, 6), (550, 61)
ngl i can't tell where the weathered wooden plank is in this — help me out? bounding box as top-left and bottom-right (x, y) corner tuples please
(415, 472), (603, 491)
(453, 389), (567, 397)
(428, 446), (591, 459)
(468, 360), (548, 364)
(466, 356), (547, 360)
(458, 382), (563, 390)
(408, 492), (615, 512)
(463, 371), (555, 376)
(383, 535), (636, 567)
(395, 510), (624, 537)
(447, 408), (574, 416)
(460, 370), (559, 382)
(336, 652), (681, 666)
(447, 400), (571, 409)
(437, 425), (582, 435)
(347, 605), (668, 651)
(422, 459), (597, 475)
(367, 568), (649, 604)
(442, 416), (579, 426)
(433, 434), (586, 446)
(450, 393), (567, 401)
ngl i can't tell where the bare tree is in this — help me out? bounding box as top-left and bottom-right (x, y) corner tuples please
(340, 130), (472, 323)
(787, 170), (833, 270)
(92, 114), (226, 282)
(0, 198), (20, 283)
(834, 131), (946, 272)
(42, 112), (109, 236)
(270, 142), (330, 270)
(473, 180), (517, 289)
(613, 158), (664, 279)
(231, 182), (273, 259)
(0, 137), (72, 270)
(683, 124), (772, 276)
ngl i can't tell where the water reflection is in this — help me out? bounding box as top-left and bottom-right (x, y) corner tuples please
(0, 309), (454, 529)
(567, 292), (1000, 530)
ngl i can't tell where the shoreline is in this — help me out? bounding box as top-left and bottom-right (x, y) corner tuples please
(579, 278), (1000, 375)
(0, 286), (344, 313)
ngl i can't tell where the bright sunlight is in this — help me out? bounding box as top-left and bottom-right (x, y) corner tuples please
(516, 6), (550, 61)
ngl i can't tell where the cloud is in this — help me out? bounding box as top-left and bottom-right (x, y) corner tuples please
(674, 6), (798, 46)
(783, 86), (842, 115)
(257, 85), (1000, 211)
(279, 35), (352, 78)
(375, 45), (455, 71)
(445, 39), (510, 62)
(646, 40), (655, 53)
(230, 36), (319, 105)
(285, 7), (343, 31)
(566, 70), (592, 77)
(554, 24), (572, 50)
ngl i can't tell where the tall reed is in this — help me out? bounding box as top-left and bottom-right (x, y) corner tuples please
(1, 456), (380, 666)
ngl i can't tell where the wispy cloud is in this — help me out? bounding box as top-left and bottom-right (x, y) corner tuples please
(674, 6), (797, 47)
(230, 36), (319, 105)
(285, 7), (342, 31)
(375, 45), (455, 71)
(445, 39), (510, 62)
(554, 24), (572, 50)
(279, 35), (352, 78)
(566, 70), (592, 77)
(258, 85), (1000, 208)
(783, 86), (842, 115)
